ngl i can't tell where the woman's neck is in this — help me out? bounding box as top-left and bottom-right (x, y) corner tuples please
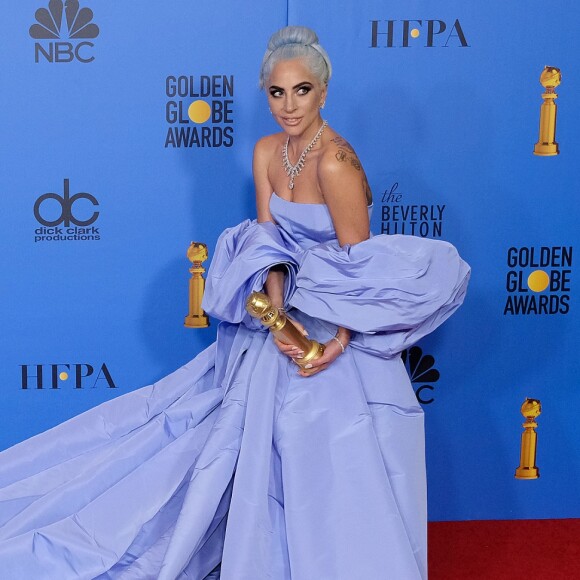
(286, 117), (325, 157)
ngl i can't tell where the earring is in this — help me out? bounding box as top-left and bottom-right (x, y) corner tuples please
(320, 102), (326, 109)
(269, 108), (273, 114)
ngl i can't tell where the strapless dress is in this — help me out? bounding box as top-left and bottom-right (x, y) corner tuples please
(0, 192), (470, 579)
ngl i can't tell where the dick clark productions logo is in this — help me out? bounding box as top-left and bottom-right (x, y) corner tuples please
(30, 0), (99, 63)
(33, 178), (100, 242)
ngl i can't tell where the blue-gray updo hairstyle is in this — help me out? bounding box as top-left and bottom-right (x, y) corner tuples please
(259, 26), (332, 89)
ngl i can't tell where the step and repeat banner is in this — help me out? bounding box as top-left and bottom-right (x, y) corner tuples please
(2, 1), (578, 522)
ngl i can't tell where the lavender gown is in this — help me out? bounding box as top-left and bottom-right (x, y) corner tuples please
(0, 192), (469, 579)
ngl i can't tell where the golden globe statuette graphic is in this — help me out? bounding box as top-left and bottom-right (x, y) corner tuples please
(515, 398), (542, 479)
(245, 292), (324, 374)
(533, 66), (561, 156)
(184, 242), (209, 328)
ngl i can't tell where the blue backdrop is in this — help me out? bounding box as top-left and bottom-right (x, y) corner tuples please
(2, 0), (579, 522)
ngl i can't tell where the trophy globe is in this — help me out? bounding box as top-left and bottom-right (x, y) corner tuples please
(539, 66), (561, 90)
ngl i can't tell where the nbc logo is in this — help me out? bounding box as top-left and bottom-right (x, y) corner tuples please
(402, 346), (440, 404)
(29, 0), (99, 63)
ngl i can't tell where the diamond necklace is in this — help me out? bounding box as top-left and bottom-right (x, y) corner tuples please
(282, 120), (328, 190)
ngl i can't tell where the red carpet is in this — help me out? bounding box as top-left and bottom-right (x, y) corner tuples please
(428, 519), (580, 579)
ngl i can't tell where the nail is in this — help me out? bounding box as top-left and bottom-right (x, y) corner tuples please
(304, 363), (313, 369)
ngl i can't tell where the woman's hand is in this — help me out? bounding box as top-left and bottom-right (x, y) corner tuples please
(272, 317), (308, 361)
(296, 336), (345, 377)
(273, 322), (350, 378)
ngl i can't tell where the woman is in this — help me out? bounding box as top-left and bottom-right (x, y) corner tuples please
(0, 26), (469, 579)
(254, 27), (370, 377)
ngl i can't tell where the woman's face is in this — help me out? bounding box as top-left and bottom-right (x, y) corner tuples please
(267, 58), (327, 139)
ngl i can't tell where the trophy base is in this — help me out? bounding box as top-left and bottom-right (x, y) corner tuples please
(515, 466), (540, 480)
(533, 143), (559, 156)
(297, 341), (326, 374)
(184, 315), (209, 328)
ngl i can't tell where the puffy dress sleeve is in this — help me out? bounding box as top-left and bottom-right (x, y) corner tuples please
(202, 219), (301, 326)
(288, 234), (470, 358)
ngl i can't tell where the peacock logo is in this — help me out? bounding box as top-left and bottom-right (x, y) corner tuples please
(30, 1), (99, 63)
(30, 0), (99, 39)
(401, 346), (440, 404)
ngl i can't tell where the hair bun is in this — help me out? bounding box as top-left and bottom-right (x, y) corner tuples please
(259, 26), (332, 89)
(267, 26), (318, 51)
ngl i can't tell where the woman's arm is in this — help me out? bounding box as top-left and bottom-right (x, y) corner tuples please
(253, 136), (307, 361)
(295, 137), (371, 376)
(253, 136), (286, 309)
(318, 136), (371, 246)
(253, 136), (276, 224)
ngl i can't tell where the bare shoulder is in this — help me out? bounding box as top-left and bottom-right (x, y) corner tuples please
(254, 133), (284, 162)
(319, 133), (365, 176)
(318, 132), (372, 205)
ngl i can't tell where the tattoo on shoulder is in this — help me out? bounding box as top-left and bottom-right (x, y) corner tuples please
(329, 138), (372, 204)
(331, 137), (362, 171)
(331, 136), (355, 152)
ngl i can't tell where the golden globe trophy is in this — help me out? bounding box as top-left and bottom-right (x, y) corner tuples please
(245, 291), (324, 374)
(515, 398), (542, 479)
(533, 66), (561, 156)
(184, 242), (209, 328)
